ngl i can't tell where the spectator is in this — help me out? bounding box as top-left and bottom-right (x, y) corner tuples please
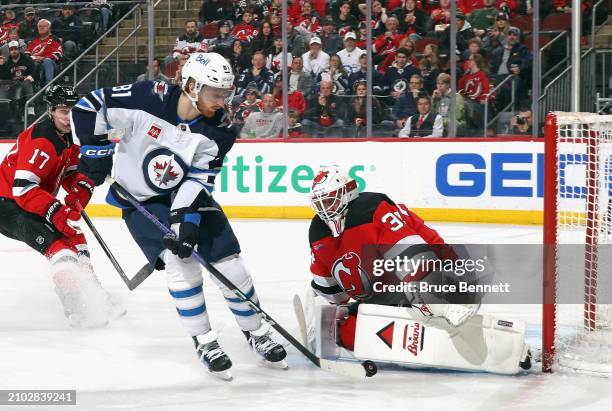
(508, 107), (533, 135)
(470, 0), (499, 36)
(458, 53), (492, 133)
(235, 51), (275, 99)
(272, 75), (306, 116)
(483, 12), (510, 53)
(398, 95), (444, 137)
(377, 36), (418, 73)
(166, 20), (203, 67)
(335, 1), (359, 32)
(358, 0), (389, 37)
(199, 0), (234, 25)
(286, 20), (307, 58)
(52, 4), (83, 59)
(208, 20), (235, 53)
(319, 17), (343, 56)
(439, 10), (475, 54)
(432, 73), (467, 135)
(420, 43), (441, 94)
(429, 0), (452, 29)
(462, 38), (485, 73)
(231, 39), (252, 74)
(302, 80), (345, 137)
(489, 26), (532, 109)
(289, 0), (327, 22)
(0, 40), (35, 116)
(266, 37), (292, 75)
(240, 93), (283, 138)
(171, 54), (189, 85)
(294, 1), (321, 35)
(348, 52), (384, 95)
(136, 58), (169, 82)
(233, 87), (262, 127)
(90, 0), (113, 34)
(317, 54), (349, 95)
(393, 74), (425, 129)
(251, 20), (275, 54)
(287, 109), (305, 138)
(231, 8), (259, 44)
(337, 31), (363, 75)
(345, 80), (385, 137)
(270, 10), (282, 37)
(2, 9), (19, 32)
(26, 19), (63, 85)
(383, 47), (420, 100)
(1, 28), (26, 60)
(19, 7), (38, 43)
(372, 17), (405, 66)
(396, 0), (428, 40)
(288, 56), (315, 98)
(302, 36), (330, 78)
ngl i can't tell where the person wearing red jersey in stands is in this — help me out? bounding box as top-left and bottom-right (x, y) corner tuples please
(458, 53), (492, 134)
(26, 19), (63, 85)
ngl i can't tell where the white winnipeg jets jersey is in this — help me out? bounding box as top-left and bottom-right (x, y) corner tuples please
(71, 81), (237, 204)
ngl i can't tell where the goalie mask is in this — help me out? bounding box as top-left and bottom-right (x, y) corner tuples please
(310, 166), (358, 237)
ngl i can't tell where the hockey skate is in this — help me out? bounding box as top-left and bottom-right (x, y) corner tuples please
(243, 322), (288, 369)
(193, 331), (233, 381)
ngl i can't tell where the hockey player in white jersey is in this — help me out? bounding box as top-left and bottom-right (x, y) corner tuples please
(70, 52), (287, 380)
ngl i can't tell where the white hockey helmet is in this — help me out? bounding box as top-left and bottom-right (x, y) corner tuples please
(310, 166), (359, 237)
(181, 52), (235, 109)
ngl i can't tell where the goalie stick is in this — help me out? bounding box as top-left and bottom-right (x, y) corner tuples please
(107, 177), (378, 379)
(77, 204), (154, 291)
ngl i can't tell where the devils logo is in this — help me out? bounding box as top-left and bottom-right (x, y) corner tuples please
(331, 252), (373, 299)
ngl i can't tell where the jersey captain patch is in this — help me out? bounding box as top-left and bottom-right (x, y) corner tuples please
(142, 148), (188, 193)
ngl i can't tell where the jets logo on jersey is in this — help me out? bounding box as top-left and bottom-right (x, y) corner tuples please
(152, 81), (169, 101)
(147, 123), (162, 139)
(331, 252), (373, 299)
(142, 148), (188, 193)
(392, 79), (407, 93)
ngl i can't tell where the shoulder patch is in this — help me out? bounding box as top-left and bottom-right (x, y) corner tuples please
(152, 81), (169, 101)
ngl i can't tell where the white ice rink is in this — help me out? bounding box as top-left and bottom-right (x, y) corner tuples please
(1, 219), (611, 411)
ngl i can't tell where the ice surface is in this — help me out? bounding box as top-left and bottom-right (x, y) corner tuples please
(1, 219), (611, 411)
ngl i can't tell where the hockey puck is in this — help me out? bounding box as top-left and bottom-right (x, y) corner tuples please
(362, 360), (377, 377)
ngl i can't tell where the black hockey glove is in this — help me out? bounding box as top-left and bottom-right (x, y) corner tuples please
(163, 222), (199, 259)
(77, 138), (115, 186)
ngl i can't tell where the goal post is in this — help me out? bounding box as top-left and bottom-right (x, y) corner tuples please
(543, 111), (612, 375)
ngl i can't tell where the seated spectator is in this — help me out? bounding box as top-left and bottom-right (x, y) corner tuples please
(266, 37), (292, 75)
(287, 108), (305, 138)
(302, 80), (345, 137)
(428, 0), (452, 30)
(482, 12), (510, 53)
(233, 87), (262, 127)
(231, 39), (252, 74)
(377, 37), (418, 73)
(251, 20), (275, 54)
(52, 4), (83, 60)
(231, 8), (259, 44)
(470, 0), (499, 37)
(288, 56), (314, 99)
(398, 95), (444, 137)
(396, 0), (428, 40)
(208, 20), (234, 53)
(294, 1), (321, 35)
(0, 40), (35, 116)
(458, 53), (492, 134)
(317, 54), (349, 95)
(90, 0), (113, 34)
(319, 17), (343, 56)
(240, 93), (283, 138)
(334, 1), (359, 32)
(2, 9), (19, 32)
(289, 0), (327, 22)
(199, 0), (234, 25)
(439, 11), (475, 54)
(358, 0), (389, 37)
(19, 7), (39, 43)
(235, 51), (274, 101)
(508, 107), (533, 135)
(420, 43), (441, 94)
(383, 48), (420, 100)
(432, 73), (467, 135)
(345, 80), (386, 138)
(286, 20), (307, 58)
(393, 74), (425, 129)
(270, 10), (282, 37)
(337, 31), (363, 75)
(348, 53), (384, 96)
(372, 17), (405, 66)
(302, 37), (330, 78)
(136, 58), (169, 82)
(26, 19), (63, 85)
(272, 75), (306, 116)
(462, 38), (485, 73)
(166, 20), (204, 66)
(1, 29), (26, 59)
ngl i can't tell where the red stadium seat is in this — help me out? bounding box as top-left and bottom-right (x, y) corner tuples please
(542, 13), (572, 31)
(511, 15), (535, 34)
(414, 37), (439, 53)
(163, 60), (179, 78)
(523, 34), (553, 51)
(200, 23), (218, 39)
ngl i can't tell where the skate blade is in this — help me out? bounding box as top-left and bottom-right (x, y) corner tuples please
(210, 369), (233, 381)
(260, 358), (289, 370)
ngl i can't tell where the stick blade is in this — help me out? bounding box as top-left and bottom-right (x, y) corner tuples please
(319, 359), (370, 379)
(126, 263), (155, 291)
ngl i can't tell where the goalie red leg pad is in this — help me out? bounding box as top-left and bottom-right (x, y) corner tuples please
(44, 233), (87, 260)
(338, 313), (357, 351)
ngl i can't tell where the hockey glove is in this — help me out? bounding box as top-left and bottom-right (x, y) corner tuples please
(78, 138), (115, 186)
(45, 200), (81, 237)
(64, 175), (95, 209)
(163, 221), (199, 259)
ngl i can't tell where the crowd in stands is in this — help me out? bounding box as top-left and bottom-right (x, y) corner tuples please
(156, 0), (592, 138)
(0, 1), (125, 131)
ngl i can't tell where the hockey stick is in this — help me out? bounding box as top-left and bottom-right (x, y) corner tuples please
(107, 178), (377, 378)
(76, 204), (154, 291)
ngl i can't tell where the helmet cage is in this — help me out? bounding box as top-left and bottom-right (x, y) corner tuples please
(310, 179), (357, 223)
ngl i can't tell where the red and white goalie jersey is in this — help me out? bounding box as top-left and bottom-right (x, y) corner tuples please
(309, 192), (446, 306)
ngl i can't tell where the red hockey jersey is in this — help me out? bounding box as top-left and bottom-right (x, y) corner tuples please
(458, 70), (491, 103)
(309, 192), (446, 305)
(0, 119), (82, 217)
(26, 35), (63, 61)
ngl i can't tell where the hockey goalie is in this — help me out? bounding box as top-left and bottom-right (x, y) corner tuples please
(299, 166), (534, 375)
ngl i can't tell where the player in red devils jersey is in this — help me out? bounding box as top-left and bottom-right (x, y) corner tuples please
(0, 85), (124, 328)
(308, 166), (481, 351)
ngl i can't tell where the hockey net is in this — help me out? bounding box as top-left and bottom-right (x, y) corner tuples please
(543, 112), (612, 375)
